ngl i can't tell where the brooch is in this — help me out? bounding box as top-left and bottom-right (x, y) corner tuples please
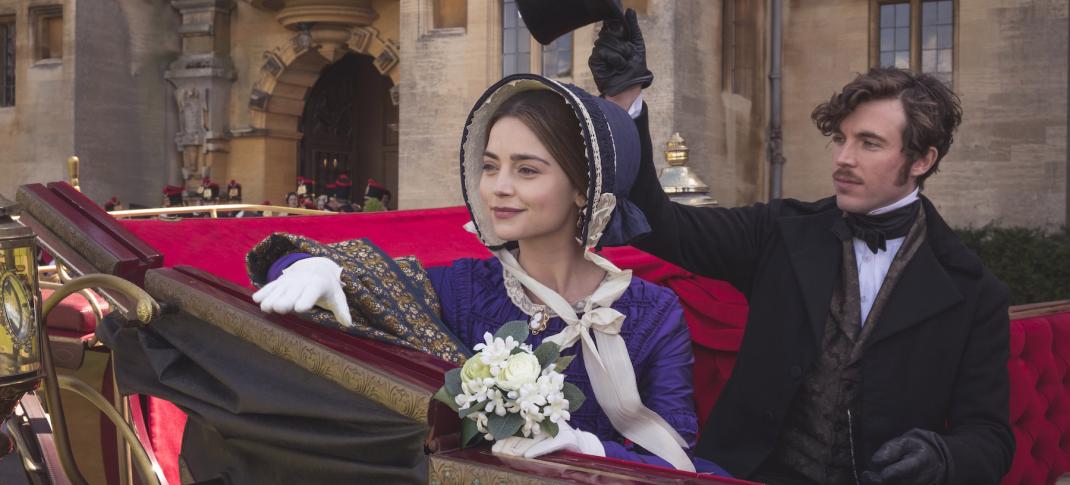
(529, 310), (549, 335)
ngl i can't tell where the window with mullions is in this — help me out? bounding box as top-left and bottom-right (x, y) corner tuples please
(0, 18), (13, 107)
(921, 1), (953, 84)
(873, 0), (954, 84)
(501, 0), (530, 76)
(541, 32), (572, 78)
(879, 3), (911, 69)
(501, 0), (574, 79)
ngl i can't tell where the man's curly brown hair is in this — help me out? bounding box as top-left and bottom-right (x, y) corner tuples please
(811, 67), (963, 187)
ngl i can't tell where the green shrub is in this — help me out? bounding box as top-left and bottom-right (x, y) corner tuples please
(955, 225), (1070, 305)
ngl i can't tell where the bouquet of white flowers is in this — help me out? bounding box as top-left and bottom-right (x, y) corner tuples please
(434, 321), (585, 447)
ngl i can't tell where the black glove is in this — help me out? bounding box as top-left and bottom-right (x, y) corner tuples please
(861, 429), (952, 485)
(588, 8), (654, 96)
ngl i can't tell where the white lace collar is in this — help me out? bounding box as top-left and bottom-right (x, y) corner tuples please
(499, 250), (610, 334)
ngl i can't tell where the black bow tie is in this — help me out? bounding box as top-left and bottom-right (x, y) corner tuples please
(833, 200), (920, 254)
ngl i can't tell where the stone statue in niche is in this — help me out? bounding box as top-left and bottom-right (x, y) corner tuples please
(176, 87), (208, 146)
(175, 87), (210, 182)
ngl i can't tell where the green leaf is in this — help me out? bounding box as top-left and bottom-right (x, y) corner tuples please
(562, 382), (586, 413)
(494, 320), (530, 344)
(459, 400), (487, 418)
(433, 386), (460, 412)
(533, 341), (561, 369)
(486, 412), (524, 441)
(461, 418), (482, 448)
(541, 420), (559, 438)
(552, 355), (576, 372)
(443, 368), (463, 398)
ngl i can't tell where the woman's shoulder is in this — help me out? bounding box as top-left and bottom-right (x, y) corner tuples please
(615, 276), (685, 331)
(617, 275), (682, 309)
(427, 257), (503, 288)
(616, 276), (690, 363)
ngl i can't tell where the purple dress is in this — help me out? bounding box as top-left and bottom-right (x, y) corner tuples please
(427, 257), (700, 468)
(268, 254), (727, 474)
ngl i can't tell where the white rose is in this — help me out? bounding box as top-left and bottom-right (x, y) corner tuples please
(460, 354), (492, 385)
(497, 353), (541, 391)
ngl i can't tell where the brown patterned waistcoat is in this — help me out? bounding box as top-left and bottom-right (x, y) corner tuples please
(768, 208), (927, 485)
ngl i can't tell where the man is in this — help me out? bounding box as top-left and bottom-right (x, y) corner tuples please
(225, 179), (251, 218)
(589, 10), (1013, 485)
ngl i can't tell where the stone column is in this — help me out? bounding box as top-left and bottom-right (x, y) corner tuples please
(165, 0), (237, 190)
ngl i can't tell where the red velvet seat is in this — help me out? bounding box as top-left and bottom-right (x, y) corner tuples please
(40, 287), (110, 333)
(1003, 309), (1070, 485)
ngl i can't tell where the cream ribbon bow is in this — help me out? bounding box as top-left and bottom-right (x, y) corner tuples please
(492, 247), (695, 472)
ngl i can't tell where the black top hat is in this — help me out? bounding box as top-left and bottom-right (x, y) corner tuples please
(517, 0), (623, 45)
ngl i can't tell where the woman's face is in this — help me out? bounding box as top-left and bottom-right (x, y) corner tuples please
(479, 116), (584, 244)
(286, 194), (299, 207)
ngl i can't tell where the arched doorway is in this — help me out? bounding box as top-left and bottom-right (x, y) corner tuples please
(298, 53), (399, 208)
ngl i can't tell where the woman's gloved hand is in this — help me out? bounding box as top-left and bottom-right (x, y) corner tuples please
(251, 256), (353, 327)
(491, 422), (605, 459)
(588, 8), (653, 96)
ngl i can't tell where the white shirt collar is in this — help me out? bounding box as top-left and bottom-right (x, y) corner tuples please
(867, 187), (920, 216)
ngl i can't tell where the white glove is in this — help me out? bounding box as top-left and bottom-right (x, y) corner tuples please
(491, 422), (605, 459)
(251, 257), (353, 327)
(491, 434), (548, 457)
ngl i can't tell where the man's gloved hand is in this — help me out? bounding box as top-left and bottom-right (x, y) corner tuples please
(861, 429), (951, 485)
(588, 8), (653, 96)
(491, 422), (605, 459)
(251, 256), (353, 327)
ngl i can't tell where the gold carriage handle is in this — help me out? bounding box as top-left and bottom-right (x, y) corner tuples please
(41, 274), (162, 485)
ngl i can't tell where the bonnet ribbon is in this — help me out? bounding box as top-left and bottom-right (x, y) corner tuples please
(492, 246), (695, 472)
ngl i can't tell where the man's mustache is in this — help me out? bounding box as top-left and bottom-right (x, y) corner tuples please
(833, 169), (863, 184)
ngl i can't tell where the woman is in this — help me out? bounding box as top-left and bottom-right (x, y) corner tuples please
(284, 191), (300, 209)
(249, 75), (724, 474)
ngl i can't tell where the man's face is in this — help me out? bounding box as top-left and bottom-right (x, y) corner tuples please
(830, 98), (918, 214)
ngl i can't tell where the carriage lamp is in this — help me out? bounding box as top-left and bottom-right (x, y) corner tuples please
(0, 195), (43, 435)
(658, 133), (719, 207)
(67, 156), (81, 192)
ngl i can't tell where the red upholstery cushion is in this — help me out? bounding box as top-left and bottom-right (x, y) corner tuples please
(40, 287), (110, 333)
(1003, 312), (1070, 485)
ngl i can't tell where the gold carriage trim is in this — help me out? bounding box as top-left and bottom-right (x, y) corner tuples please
(429, 454), (572, 485)
(144, 270), (433, 424)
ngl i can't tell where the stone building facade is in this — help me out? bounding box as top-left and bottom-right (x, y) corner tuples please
(0, 0), (1064, 228)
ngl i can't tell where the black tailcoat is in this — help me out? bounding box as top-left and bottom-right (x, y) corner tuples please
(628, 109), (1013, 484)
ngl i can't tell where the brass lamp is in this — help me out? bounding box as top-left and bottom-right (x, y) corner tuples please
(66, 156), (80, 192)
(0, 195), (43, 437)
(658, 133), (718, 207)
